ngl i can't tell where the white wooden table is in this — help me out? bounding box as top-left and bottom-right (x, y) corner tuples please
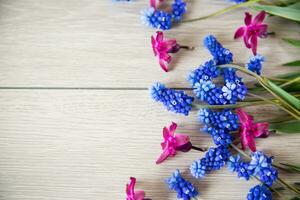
(0, 1), (299, 199)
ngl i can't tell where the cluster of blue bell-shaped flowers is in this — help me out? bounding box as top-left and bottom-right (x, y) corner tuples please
(151, 35), (275, 200)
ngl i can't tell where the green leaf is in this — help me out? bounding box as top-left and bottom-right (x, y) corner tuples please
(290, 197), (300, 200)
(277, 71), (300, 79)
(254, 4), (300, 22)
(288, 1), (300, 9)
(280, 0), (300, 5)
(280, 163), (300, 173)
(283, 83), (300, 92)
(266, 79), (300, 110)
(283, 60), (300, 66)
(283, 38), (300, 48)
(270, 121), (300, 133)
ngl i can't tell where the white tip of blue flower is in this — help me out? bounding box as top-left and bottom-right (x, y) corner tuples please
(140, 7), (155, 27)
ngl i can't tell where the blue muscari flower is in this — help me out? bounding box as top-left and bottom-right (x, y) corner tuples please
(193, 80), (216, 101)
(222, 82), (238, 101)
(188, 60), (228, 105)
(199, 109), (239, 132)
(248, 151), (273, 175)
(190, 146), (231, 178)
(228, 0), (247, 4)
(246, 55), (265, 75)
(188, 59), (219, 86)
(198, 108), (238, 146)
(248, 151), (278, 186)
(205, 127), (233, 147)
(150, 82), (194, 116)
(223, 68), (248, 100)
(206, 87), (228, 105)
(172, 0), (187, 22)
(141, 7), (172, 30)
(259, 167), (278, 186)
(166, 170), (199, 200)
(188, 58), (247, 105)
(228, 155), (253, 181)
(222, 81), (248, 103)
(203, 35), (233, 65)
(247, 185), (272, 200)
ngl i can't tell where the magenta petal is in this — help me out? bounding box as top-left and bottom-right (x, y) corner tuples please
(236, 108), (252, 124)
(165, 39), (177, 50)
(163, 127), (169, 139)
(244, 12), (252, 26)
(254, 11), (266, 24)
(169, 122), (177, 135)
(150, 0), (156, 8)
(151, 36), (158, 56)
(175, 141), (192, 152)
(234, 27), (245, 39)
(134, 191), (146, 200)
(258, 24), (268, 37)
(250, 35), (258, 55)
(243, 34), (252, 48)
(240, 128), (248, 150)
(253, 122), (269, 138)
(159, 59), (168, 72)
(174, 134), (190, 147)
(156, 31), (164, 42)
(126, 177), (136, 196)
(159, 52), (171, 63)
(156, 149), (170, 164)
(161, 127), (169, 148)
(247, 136), (256, 152)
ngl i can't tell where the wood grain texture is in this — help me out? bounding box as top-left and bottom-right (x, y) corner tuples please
(0, 0), (299, 200)
(0, 90), (299, 200)
(0, 0), (299, 87)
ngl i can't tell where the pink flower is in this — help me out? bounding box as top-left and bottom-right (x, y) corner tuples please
(150, 0), (164, 8)
(151, 31), (180, 72)
(126, 177), (145, 200)
(234, 11), (268, 55)
(237, 108), (270, 152)
(156, 122), (192, 164)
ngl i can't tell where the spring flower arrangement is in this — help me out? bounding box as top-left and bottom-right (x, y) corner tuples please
(114, 0), (300, 199)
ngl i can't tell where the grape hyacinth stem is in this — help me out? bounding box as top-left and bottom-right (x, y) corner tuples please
(280, 77), (300, 88)
(191, 145), (207, 152)
(179, 45), (195, 50)
(247, 92), (300, 120)
(277, 177), (300, 195)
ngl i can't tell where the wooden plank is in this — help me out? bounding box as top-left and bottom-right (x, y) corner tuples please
(0, 0), (299, 88)
(0, 90), (299, 200)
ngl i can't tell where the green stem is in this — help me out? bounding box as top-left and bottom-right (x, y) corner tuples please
(191, 145), (206, 152)
(218, 64), (300, 119)
(267, 77), (290, 82)
(182, 0), (261, 23)
(247, 92), (300, 120)
(230, 144), (251, 159)
(277, 177), (300, 195)
(259, 77), (300, 117)
(280, 77), (300, 88)
(269, 186), (287, 199)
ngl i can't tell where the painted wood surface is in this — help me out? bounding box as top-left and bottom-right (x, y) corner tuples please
(0, 1), (299, 200)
